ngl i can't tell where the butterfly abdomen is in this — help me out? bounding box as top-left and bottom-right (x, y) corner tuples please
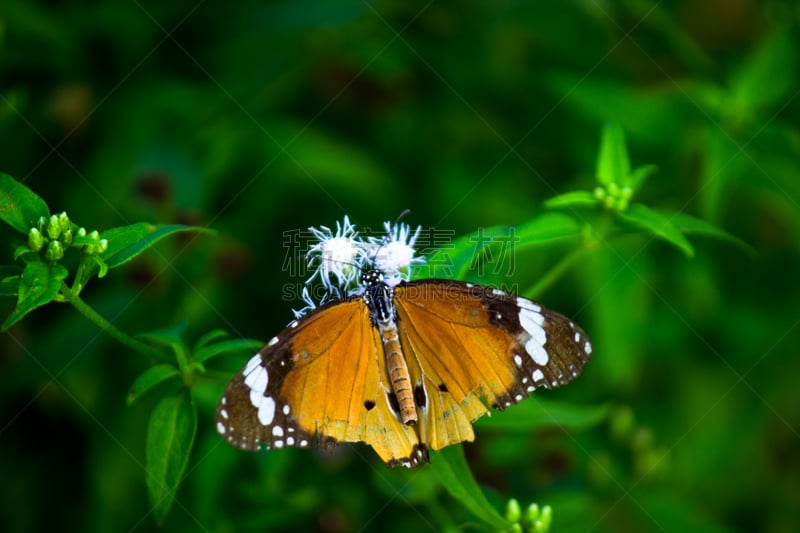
(379, 322), (417, 425)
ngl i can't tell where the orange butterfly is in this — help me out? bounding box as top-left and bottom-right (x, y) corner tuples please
(215, 266), (592, 468)
(217, 218), (591, 467)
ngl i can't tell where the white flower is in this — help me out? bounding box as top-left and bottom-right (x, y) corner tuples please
(368, 221), (424, 286)
(291, 285), (318, 319)
(305, 215), (367, 292)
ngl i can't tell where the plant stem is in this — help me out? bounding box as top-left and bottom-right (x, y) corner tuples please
(63, 284), (168, 360)
(525, 246), (589, 299)
(524, 216), (610, 299)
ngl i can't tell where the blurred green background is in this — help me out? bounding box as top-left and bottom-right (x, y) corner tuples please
(2, 0), (799, 531)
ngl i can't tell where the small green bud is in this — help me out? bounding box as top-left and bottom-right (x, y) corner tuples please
(536, 505), (552, 532)
(505, 498), (522, 523)
(61, 228), (73, 247)
(58, 211), (70, 232)
(77, 227), (87, 237)
(621, 186), (633, 200)
(607, 182), (620, 197)
(46, 240), (64, 262)
(603, 195), (615, 209)
(616, 197), (629, 211)
(46, 214), (62, 239)
(89, 230), (100, 241)
(98, 239), (108, 253)
(593, 186), (606, 200)
(28, 228), (46, 252)
(37, 216), (48, 233)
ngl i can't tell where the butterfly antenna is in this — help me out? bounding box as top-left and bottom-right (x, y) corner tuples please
(394, 209), (411, 226)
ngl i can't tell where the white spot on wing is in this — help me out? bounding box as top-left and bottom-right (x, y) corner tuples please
(272, 426), (284, 437)
(532, 369), (545, 382)
(244, 353), (262, 376)
(286, 436), (295, 446)
(258, 397), (276, 425)
(517, 298), (541, 314)
(514, 354), (523, 367)
(250, 389), (262, 408)
(244, 365), (268, 394)
(219, 409), (229, 420)
(216, 421), (226, 434)
(585, 341), (592, 355)
(267, 336), (279, 347)
(525, 339), (549, 366)
(574, 331), (581, 343)
(282, 404), (291, 415)
(492, 288), (504, 296)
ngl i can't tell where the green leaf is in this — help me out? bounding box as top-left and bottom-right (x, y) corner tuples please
(628, 164), (658, 193)
(0, 173), (50, 234)
(730, 28), (796, 114)
(2, 262), (68, 331)
(100, 223), (215, 269)
(477, 399), (610, 431)
(194, 338), (265, 365)
(515, 212), (583, 251)
(444, 224), (511, 280)
(431, 445), (511, 530)
(445, 214), (583, 280)
(146, 391), (197, 524)
(191, 328), (229, 353)
(543, 190), (599, 209)
(618, 204), (695, 257)
(137, 321), (190, 368)
(126, 364), (181, 406)
(669, 212), (755, 254)
(596, 122), (630, 187)
(0, 265), (22, 297)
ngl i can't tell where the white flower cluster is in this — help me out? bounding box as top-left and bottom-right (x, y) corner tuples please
(294, 215), (424, 317)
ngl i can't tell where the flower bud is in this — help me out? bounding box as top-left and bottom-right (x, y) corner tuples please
(46, 214), (62, 239)
(593, 186), (607, 200)
(46, 240), (64, 262)
(61, 228), (73, 247)
(58, 211), (70, 233)
(77, 227), (87, 237)
(37, 216), (48, 233)
(28, 228), (46, 252)
(505, 498), (521, 523)
(89, 230), (100, 241)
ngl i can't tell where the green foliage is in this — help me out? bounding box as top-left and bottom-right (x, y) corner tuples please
(2, 2), (798, 532)
(145, 391), (197, 525)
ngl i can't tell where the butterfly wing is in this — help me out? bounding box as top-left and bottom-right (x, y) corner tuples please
(215, 297), (426, 467)
(393, 279), (592, 453)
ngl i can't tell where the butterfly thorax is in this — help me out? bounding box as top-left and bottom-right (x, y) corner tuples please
(361, 268), (418, 426)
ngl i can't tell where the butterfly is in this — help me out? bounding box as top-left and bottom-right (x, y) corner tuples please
(215, 268), (592, 468)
